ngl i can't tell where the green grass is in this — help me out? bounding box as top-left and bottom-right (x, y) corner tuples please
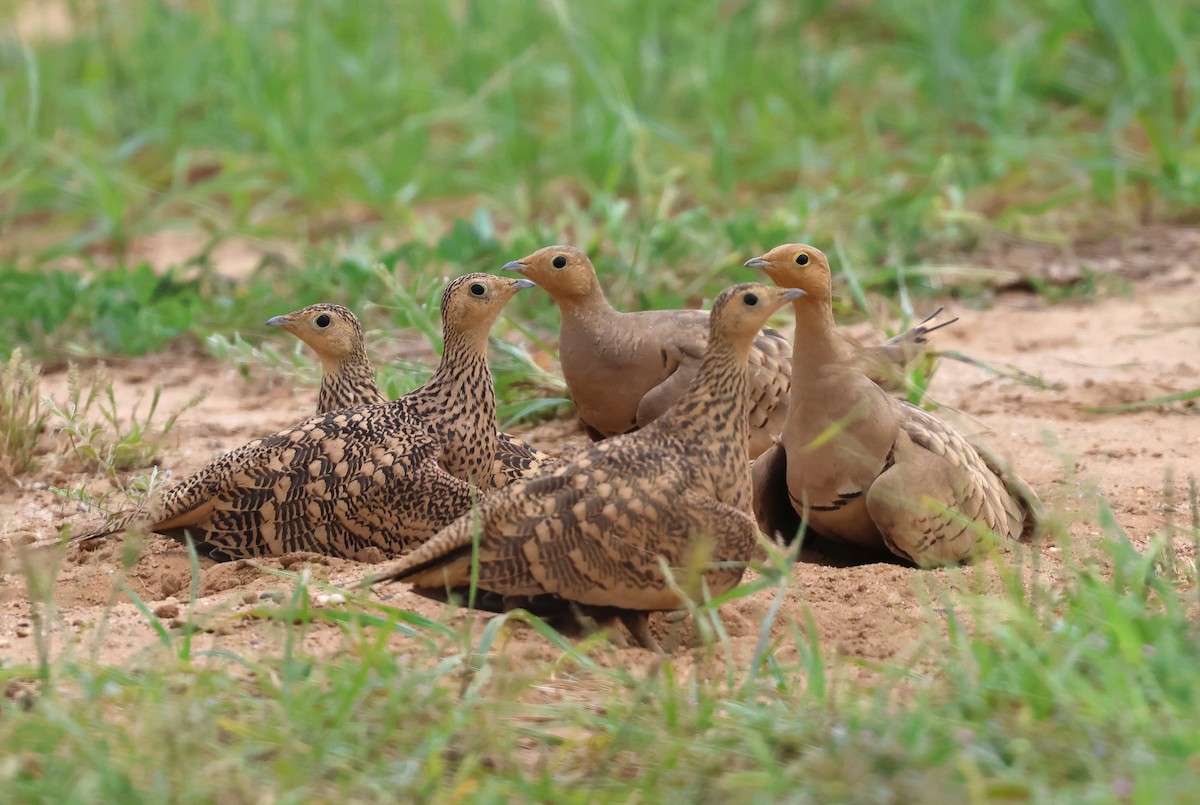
(4, 0), (1199, 279)
(2, 503), (1198, 801)
(0, 348), (47, 480)
(2, 1), (1198, 801)
(2, 0), (1197, 405)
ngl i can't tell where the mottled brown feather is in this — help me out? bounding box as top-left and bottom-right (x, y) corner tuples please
(71, 275), (543, 558)
(363, 283), (803, 648)
(268, 299), (559, 488)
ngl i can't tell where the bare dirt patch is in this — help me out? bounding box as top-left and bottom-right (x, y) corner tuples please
(1, 261), (1197, 674)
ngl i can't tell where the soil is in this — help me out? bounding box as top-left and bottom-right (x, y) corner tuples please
(2, 241), (1198, 677)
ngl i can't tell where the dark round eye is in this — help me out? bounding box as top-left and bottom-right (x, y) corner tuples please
(469, 282), (487, 296)
(552, 255), (567, 269)
(315, 314), (332, 328)
(795, 253), (810, 266)
(744, 293), (759, 306)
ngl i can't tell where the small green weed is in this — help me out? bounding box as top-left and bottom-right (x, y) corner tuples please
(0, 348), (49, 480)
(205, 331), (317, 388)
(3, 492), (1198, 800)
(44, 363), (205, 481)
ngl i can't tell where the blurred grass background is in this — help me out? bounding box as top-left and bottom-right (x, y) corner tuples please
(1, 0), (1198, 361)
(2, 4), (1200, 800)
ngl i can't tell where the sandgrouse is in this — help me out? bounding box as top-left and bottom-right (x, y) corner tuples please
(503, 246), (952, 458)
(72, 275), (539, 559)
(747, 244), (1042, 567)
(361, 283), (803, 650)
(266, 303), (385, 413)
(266, 300), (558, 487)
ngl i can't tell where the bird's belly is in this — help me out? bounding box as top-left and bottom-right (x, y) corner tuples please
(782, 433), (887, 547)
(801, 501), (884, 548)
(565, 362), (662, 436)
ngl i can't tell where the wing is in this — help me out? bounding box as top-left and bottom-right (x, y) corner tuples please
(634, 360), (698, 428)
(493, 432), (564, 485)
(856, 308), (958, 389)
(372, 435), (690, 600)
(119, 406), (474, 560)
(864, 402), (1036, 567)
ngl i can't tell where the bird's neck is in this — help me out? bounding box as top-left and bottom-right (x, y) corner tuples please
(408, 332), (500, 490)
(661, 334), (750, 449)
(789, 291), (844, 374)
(556, 284), (619, 331)
(317, 355), (383, 413)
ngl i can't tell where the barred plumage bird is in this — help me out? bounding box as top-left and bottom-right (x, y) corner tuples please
(267, 300), (559, 487)
(503, 246), (952, 458)
(361, 283), (803, 650)
(72, 274), (541, 559)
(747, 244), (1042, 567)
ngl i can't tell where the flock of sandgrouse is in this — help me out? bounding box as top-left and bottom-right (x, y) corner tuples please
(74, 244), (1042, 650)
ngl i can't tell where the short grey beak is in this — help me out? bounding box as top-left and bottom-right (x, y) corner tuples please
(265, 315), (288, 327)
(781, 289), (807, 301)
(512, 278), (536, 291)
(502, 260), (527, 273)
(743, 257), (770, 269)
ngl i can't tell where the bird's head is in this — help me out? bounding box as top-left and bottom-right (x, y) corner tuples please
(266, 303), (365, 363)
(502, 245), (599, 304)
(743, 244), (831, 301)
(709, 283), (804, 347)
(440, 273), (535, 338)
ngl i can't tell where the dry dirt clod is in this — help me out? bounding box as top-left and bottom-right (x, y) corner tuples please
(160, 573), (185, 598)
(153, 600), (180, 620)
(10, 532), (37, 548)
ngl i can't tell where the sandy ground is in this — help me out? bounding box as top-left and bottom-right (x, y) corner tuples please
(1, 252), (1197, 676)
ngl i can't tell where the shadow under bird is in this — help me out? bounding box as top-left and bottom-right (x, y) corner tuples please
(503, 245), (953, 459)
(265, 301), (559, 486)
(360, 282), (804, 651)
(71, 274), (542, 560)
(747, 244), (1042, 567)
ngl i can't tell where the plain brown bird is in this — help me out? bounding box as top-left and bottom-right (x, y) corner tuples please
(503, 245), (952, 458)
(361, 283), (804, 650)
(72, 275), (539, 560)
(266, 299), (559, 488)
(746, 244), (1042, 567)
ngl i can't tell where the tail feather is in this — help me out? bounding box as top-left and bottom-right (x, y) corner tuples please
(70, 510), (144, 543)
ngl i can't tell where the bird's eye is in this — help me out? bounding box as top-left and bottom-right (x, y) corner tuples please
(469, 282), (487, 296)
(552, 255), (567, 269)
(744, 293), (759, 306)
(795, 253), (810, 266)
(315, 314), (332, 328)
